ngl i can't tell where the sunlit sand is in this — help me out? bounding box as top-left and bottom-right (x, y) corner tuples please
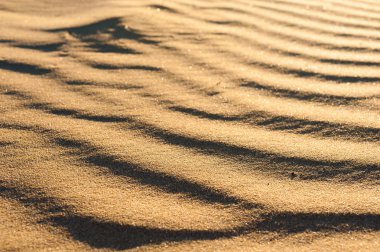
(1, 0), (379, 251)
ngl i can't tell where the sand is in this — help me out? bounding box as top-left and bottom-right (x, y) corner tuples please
(0, 0), (380, 251)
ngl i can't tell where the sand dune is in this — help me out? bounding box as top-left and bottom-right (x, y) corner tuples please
(1, 0), (380, 251)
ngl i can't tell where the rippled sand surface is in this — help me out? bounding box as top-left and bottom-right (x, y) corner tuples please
(1, 0), (380, 251)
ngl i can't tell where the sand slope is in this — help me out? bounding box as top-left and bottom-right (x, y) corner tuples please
(1, 0), (380, 251)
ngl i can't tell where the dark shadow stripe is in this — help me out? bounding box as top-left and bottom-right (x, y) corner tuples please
(0, 181), (379, 250)
(264, 43), (380, 66)
(26, 103), (134, 123)
(49, 17), (158, 45)
(2, 89), (33, 99)
(169, 106), (239, 121)
(52, 215), (238, 250)
(319, 58), (380, 67)
(168, 106), (235, 120)
(85, 152), (256, 208)
(249, 61), (380, 83)
(128, 119), (380, 178)
(0, 141), (13, 147)
(0, 181), (241, 250)
(240, 81), (362, 106)
(86, 42), (139, 54)
(57, 211), (380, 249)
(0, 60), (51, 75)
(64, 80), (143, 90)
(0, 122), (51, 133)
(89, 63), (161, 71)
(64, 80), (94, 86)
(169, 105), (380, 143)
(207, 20), (242, 25)
(55, 134), (257, 208)
(15, 43), (64, 52)
(255, 212), (380, 233)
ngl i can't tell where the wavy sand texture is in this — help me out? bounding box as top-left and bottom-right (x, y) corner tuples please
(0, 0), (380, 251)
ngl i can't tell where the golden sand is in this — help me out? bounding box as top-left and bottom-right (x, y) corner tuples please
(0, 0), (379, 251)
